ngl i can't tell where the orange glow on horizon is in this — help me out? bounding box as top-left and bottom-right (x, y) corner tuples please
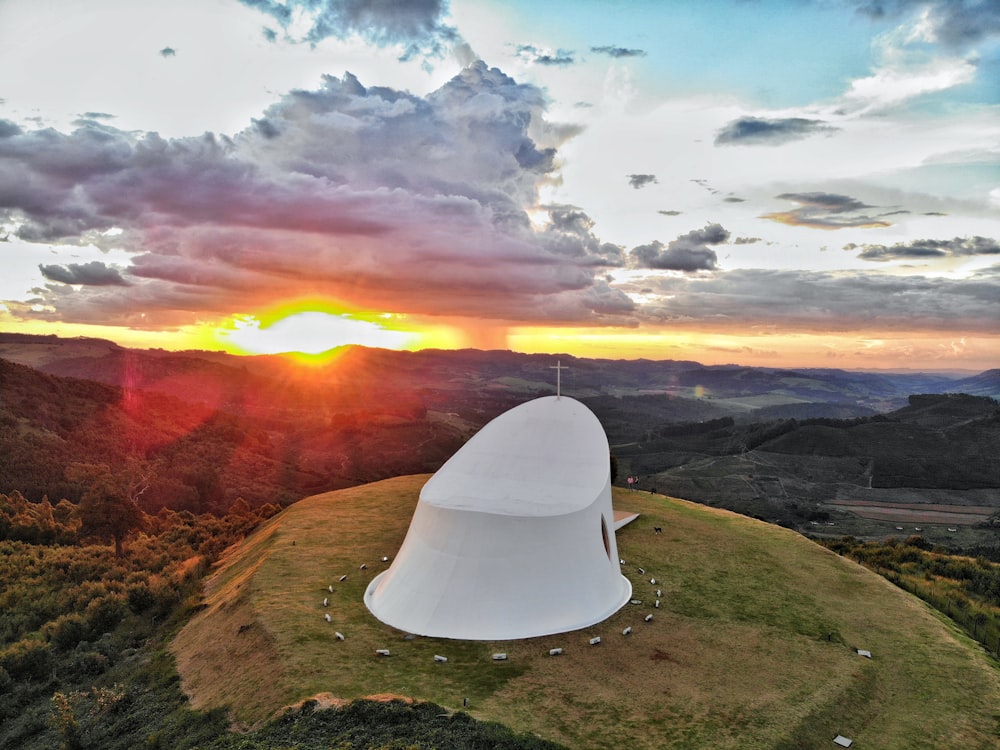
(1, 311), (996, 372)
(506, 326), (999, 371)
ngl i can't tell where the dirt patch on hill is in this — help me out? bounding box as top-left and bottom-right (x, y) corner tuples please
(171, 588), (288, 729)
(829, 500), (993, 525)
(171, 522), (290, 728)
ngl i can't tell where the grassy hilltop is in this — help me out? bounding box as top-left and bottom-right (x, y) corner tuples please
(172, 476), (1000, 749)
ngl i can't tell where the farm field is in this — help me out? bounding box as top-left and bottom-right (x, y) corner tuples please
(828, 499), (994, 526)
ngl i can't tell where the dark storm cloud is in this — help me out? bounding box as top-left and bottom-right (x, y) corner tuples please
(0, 63), (631, 328)
(851, 0), (1000, 48)
(762, 192), (893, 229)
(733, 236), (762, 245)
(628, 174), (657, 189)
(515, 44), (576, 66)
(715, 116), (837, 146)
(625, 266), (1000, 332)
(159, 47), (176, 58)
(590, 45), (646, 58)
(658, 210), (682, 216)
(238, 0), (459, 60)
(39, 261), (129, 286)
(724, 197), (745, 203)
(630, 224), (729, 271)
(847, 235), (1000, 261)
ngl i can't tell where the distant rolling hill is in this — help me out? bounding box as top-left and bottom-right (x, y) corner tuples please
(630, 394), (1000, 547)
(0, 332), (984, 417)
(2, 332), (995, 530)
(0, 356), (468, 511)
(171, 476), (1000, 750)
(949, 368), (1000, 399)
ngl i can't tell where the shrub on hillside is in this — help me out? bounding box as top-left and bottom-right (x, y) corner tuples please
(0, 638), (52, 682)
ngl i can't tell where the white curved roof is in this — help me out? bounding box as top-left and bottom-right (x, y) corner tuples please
(364, 395), (631, 640)
(421, 395), (609, 516)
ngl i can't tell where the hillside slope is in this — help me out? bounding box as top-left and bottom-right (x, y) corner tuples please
(171, 476), (1000, 750)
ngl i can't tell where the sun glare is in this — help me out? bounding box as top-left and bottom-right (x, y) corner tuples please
(220, 310), (418, 356)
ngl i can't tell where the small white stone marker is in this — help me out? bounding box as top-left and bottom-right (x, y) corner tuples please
(434, 654), (448, 663)
(382, 556), (390, 562)
(655, 600), (660, 608)
(833, 735), (853, 747)
(630, 599), (642, 605)
(589, 636), (601, 646)
(375, 649), (391, 656)
(548, 648), (563, 656)
(339, 574), (347, 582)
(638, 567), (645, 574)
(324, 613), (332, 622)
(857, 649), (872, 658)
(622, 626), (632, 635)
(656, 589), (662, 597)
(360, 563), (367, 570)
(328, 585), (334, 593)
(492, 653), (508, 661)
(619, 558), (625, 565)
(323, 597), (328, 607)
(644, 614), (653, 622)
(335, 631), (345, 641)
(650, 578), (656, 585)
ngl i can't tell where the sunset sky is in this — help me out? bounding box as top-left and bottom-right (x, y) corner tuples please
(0, 0), (997, 370)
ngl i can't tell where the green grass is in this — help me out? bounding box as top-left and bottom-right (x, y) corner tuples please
(172, 476), (1000, 749)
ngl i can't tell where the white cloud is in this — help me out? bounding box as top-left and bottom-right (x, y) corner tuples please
(842, 56), (977, 113)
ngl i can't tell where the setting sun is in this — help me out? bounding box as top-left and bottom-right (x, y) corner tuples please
(220, 311), (416, 355)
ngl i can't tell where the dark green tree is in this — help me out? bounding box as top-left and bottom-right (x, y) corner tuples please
(67, 462), (149, 557)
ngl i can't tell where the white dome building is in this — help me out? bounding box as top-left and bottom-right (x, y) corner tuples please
(364, 395), (632, 640)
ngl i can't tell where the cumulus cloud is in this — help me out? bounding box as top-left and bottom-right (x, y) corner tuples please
(238, 0), (460, 61)
(847, 235), (1000, 261)
(38, 261), (129, 286)
(623, 266), (1000, 333)
(761, 192), (894, 229)
(590, 45), (646, 58)
(630, 224), (729, 271)
(714, 117), (837, 146)
(627, 174), (657, 189)
(0, 119), (23, 138)
(0, 63), (633, 328)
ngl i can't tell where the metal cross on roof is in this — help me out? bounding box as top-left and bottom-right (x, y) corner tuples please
(550, 360), (569, 399)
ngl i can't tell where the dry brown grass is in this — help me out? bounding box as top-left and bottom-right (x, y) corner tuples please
(171, 476), (1000, 749)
